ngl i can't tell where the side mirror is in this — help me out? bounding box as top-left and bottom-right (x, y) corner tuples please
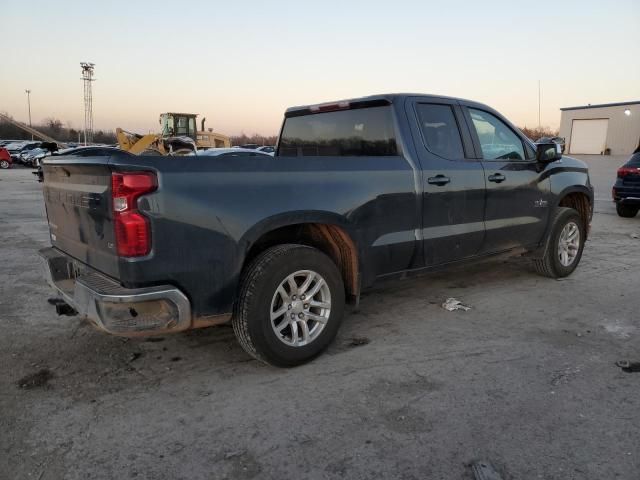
(536, 142), (562, 163)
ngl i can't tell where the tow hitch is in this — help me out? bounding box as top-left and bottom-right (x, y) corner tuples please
(47, 298), (78, 316)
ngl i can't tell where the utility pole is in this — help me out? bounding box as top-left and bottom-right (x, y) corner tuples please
(80, 62), (96, 145)
(25, 89), (33, 140)
(538, 80), (541, 129)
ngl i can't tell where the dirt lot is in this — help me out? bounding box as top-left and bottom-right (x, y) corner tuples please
(1, 156), (638, 480)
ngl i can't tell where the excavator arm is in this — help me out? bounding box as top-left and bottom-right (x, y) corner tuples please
(116, 128), (167, 155)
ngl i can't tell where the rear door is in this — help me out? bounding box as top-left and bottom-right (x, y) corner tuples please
(463, 106), (550, 253)
(406, 98), (486, 265)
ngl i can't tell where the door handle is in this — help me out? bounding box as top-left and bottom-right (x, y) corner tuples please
(488, 173), (506, 183)
(427, 175), (451, 186)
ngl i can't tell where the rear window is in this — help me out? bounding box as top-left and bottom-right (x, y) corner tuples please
(278, 106), (398, 156)
(625, 153), (640, 166)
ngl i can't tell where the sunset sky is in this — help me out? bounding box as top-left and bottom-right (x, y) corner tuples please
(2, 0), (639, 136)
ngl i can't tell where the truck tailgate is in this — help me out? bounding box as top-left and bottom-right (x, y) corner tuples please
(42, 161), (119, 278)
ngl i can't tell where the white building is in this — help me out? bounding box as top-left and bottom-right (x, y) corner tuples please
(559, 101), (640, 155)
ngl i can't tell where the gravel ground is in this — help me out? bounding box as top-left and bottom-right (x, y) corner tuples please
(0, 156), (638, 480)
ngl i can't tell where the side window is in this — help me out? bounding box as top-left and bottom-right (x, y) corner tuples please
(416, 104), (465, 160)
(469, 108), (525, 161)
(278, 106), (398, 156)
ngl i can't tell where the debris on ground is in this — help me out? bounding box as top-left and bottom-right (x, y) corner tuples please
(224, 450), (246, 460)
(129, 352), (142, 362)
(616, 360), (640, 373)
(550, 366), (581, 386)
(442, 298), (471, 311)
(17, 368), (54, 389)
(170, 356), (182, 362)
(630, 233), (639, 239)
(471, 460), (504, 480)
(348, 337), (370, 347)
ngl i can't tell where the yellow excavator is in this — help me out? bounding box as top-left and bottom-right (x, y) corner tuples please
(116, 112), (231, 155)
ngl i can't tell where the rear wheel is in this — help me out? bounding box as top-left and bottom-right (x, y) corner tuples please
(533, 207), (585, 278)
(233, 244), (345, 367)
(0, 160), (9, 169)
(616, 203), (639, 218)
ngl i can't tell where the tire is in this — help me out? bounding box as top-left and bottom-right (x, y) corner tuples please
(533, 207), (585, 278)
(616, 203), (639, 218)
(0, 160), (9, 169)
(233, 244), (345, 367)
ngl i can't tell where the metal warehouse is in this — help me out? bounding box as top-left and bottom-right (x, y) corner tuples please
(559, 101), (640, 155)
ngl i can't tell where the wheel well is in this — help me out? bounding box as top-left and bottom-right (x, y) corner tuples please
(558, 192), (592, 238)
(245, 224), (359, 301)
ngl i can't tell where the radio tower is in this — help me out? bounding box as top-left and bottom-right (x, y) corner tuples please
(80, 62), (95, 145)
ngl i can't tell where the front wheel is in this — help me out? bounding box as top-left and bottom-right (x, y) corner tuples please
(616, 203), (639, 218)
(0, 160), (9, 169)
(233, 244), (345, 367)
(533, 207), (585, 278)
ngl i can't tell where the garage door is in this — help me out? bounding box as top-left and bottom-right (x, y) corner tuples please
(569, 119), (608, 154)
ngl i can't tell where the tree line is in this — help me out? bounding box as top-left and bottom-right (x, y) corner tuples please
(520, 125), (560, 141)
(229, 133), (278, 147)
(0, 114), (117, 144)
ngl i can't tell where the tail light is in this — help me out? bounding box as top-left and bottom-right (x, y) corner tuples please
(111, 172), (157, 257)
(617, 166), (639, 178)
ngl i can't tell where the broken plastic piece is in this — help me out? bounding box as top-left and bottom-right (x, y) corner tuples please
(472, 461), (503, 480)
(616, 360), (640, 373)
(442, 297), (471, 311)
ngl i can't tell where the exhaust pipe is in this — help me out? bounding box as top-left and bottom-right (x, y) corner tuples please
(201, 117), (206, 132)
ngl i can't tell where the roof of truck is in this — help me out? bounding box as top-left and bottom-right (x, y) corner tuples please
(285, 93), (482, 116)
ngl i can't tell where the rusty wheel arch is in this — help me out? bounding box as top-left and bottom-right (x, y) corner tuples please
(244, 223), (360, 302)
(558, 192), (592, 238)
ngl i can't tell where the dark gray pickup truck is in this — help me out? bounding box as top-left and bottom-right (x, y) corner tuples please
(40, 94), (593, 366)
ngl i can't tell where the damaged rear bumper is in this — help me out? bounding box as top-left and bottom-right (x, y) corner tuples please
(39, 247), (191, 336)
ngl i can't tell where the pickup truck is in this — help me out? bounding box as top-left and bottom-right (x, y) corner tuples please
(39, 94), (593, 367)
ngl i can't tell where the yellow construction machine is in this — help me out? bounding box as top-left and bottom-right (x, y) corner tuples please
(116, 112), (231, 155)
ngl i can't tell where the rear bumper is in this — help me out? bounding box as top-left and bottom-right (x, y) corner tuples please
(615, 196), (640, 205)
(613, 185), (640, 205)
(39, 247), (192, 336)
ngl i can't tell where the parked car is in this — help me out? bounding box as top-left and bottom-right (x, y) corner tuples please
(612, 152), (640, 217)
(257, 146), (276, 154)
(0, 147), (12, 169)
(39, 93), (593, 367)
(0, 139), (23, 147)
(52, 146), (123, 157)
(5, 141), (42, 163)
(537, 136), (565, 153)
(239, 143), (260, 149)
(33, 146), (130, 182)
(196, 148), (272, 157)
(21, 147), (51, 167)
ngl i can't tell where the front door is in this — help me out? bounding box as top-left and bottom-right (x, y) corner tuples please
(407, 99), (486, 266)
(464, 107), (550, 253)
